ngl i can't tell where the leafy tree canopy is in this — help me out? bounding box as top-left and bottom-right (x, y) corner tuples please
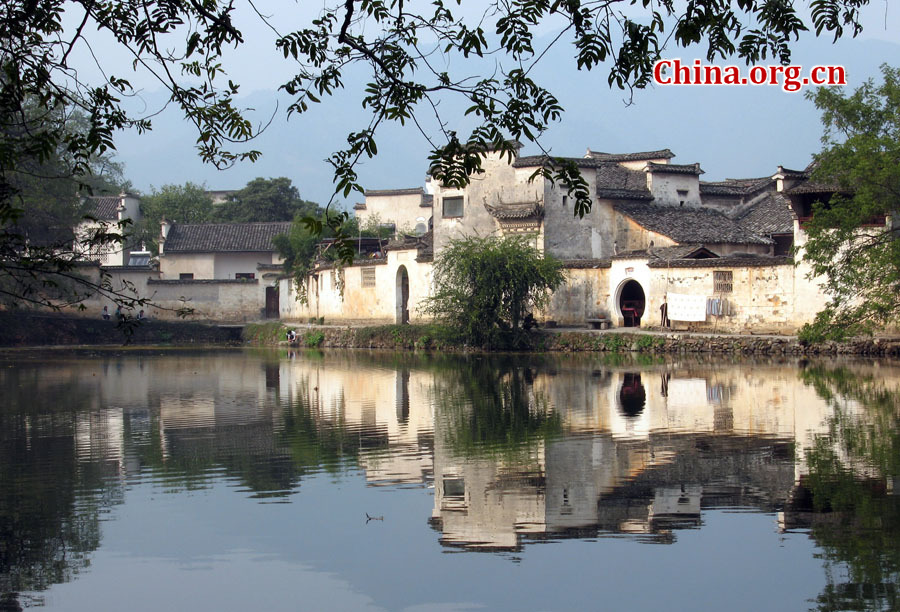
(1, 102), (132, 308)
(799, 64), (900, 341)
(135, 182), (215, 254)
(3, 103), (126, 246)
(422, 235), (564, 348)
(214, 177), (323, 223)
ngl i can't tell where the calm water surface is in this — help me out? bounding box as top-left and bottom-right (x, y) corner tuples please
(1, 349), (898, 611)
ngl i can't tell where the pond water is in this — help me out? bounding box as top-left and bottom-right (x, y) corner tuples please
(1, 349), (898, 611)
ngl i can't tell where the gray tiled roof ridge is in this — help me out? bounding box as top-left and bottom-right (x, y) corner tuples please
(700, 176), (773, 196)
(364, 187), (426, 196)
(614, 201), (772, 245)
(512, 148), (676, 168)
(586, 148), (675, 162)
(85, 195), (120, 220)
(511, 154), (600, 168)
(164, 221), (292, 253)
(645, 161), (703, 175)
(732, 192), (794, 236)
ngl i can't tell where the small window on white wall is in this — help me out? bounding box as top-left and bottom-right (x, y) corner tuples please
(442, 196), (464, 218)
(714, 270), (733, 293)
(361, 267), (376, 288)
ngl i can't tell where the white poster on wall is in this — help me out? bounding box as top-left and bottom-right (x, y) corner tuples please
(666, 293), (707, 322)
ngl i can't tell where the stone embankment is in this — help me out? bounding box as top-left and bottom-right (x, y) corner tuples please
(274, 323), (900, 358)
(0, 312), (242, 347)
(4, 314), (899, 357)
(539, 332), (900, 357)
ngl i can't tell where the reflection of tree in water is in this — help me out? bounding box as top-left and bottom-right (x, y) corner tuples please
(121, 375), (378, 499)
(0, 412), (112, 608)
(798, 365), (900, 612)
(0, 364), (96, 414)
(277, 381), (367, 475)
(435, 357), (561, 458)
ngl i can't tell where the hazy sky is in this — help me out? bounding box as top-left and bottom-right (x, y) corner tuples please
(72, 1), (900, 208)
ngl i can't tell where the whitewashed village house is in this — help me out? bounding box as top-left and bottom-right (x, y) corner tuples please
(281, 145), (866, 333)
(355, 187), (434, 236)
(150, 221), (290, 320)
(73, 207), (289, 321)
(77, 193), (144, 267)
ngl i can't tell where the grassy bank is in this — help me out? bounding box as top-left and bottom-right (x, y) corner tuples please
(5, 314), (899, 357)
(265, 323), (900, 357)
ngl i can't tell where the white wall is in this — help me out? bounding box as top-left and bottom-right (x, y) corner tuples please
(159, 253), (215, 279)
(647, 172), (701, 207)
(280, 248), (433, 324)
(214, 253), (277, 279)
(358, 192), (431, 234)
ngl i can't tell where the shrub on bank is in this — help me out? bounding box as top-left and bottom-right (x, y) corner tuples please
(242, 322), (289, 344)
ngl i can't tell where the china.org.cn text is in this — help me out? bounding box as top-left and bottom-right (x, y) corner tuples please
(653, 59), (847, 92)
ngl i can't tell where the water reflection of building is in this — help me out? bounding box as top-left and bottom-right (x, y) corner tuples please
(6, 352), (897, 563)
(429, 360), (891, 551)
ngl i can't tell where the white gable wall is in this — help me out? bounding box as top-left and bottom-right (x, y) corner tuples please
(647, 173), (701, 207)
(215, 253), (277, 279)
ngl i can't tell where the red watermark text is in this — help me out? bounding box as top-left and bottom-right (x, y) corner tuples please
(653, 59), (846, 92)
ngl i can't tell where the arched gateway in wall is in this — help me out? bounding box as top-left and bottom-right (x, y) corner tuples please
(616, 279), (646, 327)
(396, 265), (410, 324)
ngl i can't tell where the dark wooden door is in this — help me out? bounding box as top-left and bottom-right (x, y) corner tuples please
(265, 286), (279, 319)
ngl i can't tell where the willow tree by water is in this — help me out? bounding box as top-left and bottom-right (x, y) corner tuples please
(423, 235), (564, 348)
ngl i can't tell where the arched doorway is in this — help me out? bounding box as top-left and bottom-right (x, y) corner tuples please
(618, 279), (646, 327)
(396, 266), (410, 324)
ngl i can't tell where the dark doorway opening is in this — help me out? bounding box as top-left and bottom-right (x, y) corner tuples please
(265, 286), (279, 319)
(396, 266), (410, 324)
(619, 280), (645, 327)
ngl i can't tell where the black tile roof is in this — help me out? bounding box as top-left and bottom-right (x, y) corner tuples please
(614, 202), (772, 245)
(646, 162), (703, 175)
(734, 193), (794, 236)
(560, 258), (612, 268)
(484, 201), (544, 220)
(511, 155), (600, 169)
(699, 183), (746, 196)
(364, 187), (426, 197)
(777, 166), (809, 179)
(700, 177), (773, 197)
(648, 255), (792, 268)
(785, 181), (847, 195)
(163, 222), (292, 253)
(586, 148), (675, 162)
(612, 245), (719, 260)
(87, 196), (120, 220)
